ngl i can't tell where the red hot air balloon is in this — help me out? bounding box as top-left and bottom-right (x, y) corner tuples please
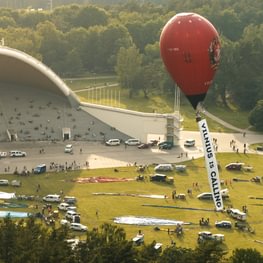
(160, 13), (220, 110)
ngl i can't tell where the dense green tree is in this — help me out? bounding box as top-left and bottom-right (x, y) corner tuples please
(229, 248), (263, 263)
(74, 5), (109, 29)
(115, 46), (142, 98)
(17, 10), (49, 28)
(231, 24), (263, 110)
(77, 223), (138, 263)
(51, 4), (80, 32)
(97, 24), (133, 71)
(158, 246), (196, 263)
(248, 100), (263, 131)
(194, 241), (226, 263)
(36, 21), (67, 73)
(0, 16), (16, 28)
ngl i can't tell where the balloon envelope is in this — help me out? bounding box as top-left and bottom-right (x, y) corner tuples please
(160, 13), (220, 109)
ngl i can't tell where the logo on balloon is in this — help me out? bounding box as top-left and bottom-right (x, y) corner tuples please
(209, 37), (220, 70)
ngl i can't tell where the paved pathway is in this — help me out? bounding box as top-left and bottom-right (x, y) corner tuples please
(0, 112), (262, 173)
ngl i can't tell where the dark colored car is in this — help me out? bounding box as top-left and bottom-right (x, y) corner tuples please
(215, 221), (232, 229)
(150, 174), (167, 182)
(159, 143), (172, 150)
(225, 163), (243, 171)
(256, 146), (263, 151)
(158, 141), (173, 150)
(137, 143), (150, 149)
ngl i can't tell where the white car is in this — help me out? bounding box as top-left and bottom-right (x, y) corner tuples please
(58, 202), (70, 211)
(0, 152), (7, 158)
(65, 210), (80, 220)
(105, 139), (120, 146)
(125, 138), (141, 146)
(70, 223), (87, 232)
(64, 144), (73, 153)
(9, 150), (27, 157)
(43, 194), (61, 203)
(184, 139), (195, 147)
(0, 179), (9, 186)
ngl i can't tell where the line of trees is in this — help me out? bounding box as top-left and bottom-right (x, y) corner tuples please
(0, 217), (262, 263)
(0, 1), (262, 125)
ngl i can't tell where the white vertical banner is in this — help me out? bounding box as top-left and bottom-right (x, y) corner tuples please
(198, 119), (223, 211)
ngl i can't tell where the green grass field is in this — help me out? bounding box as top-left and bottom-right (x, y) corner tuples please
(2, 153), (263, 255)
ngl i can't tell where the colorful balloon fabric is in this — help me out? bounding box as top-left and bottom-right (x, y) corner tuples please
(160, 13), (220, 109)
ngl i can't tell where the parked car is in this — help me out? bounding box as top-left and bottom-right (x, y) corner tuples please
(175, 165), (186, 172)
(0, 152), (7, 158)
(150, 174), (167, 182)
(184, 139), (195, 147)
(228, 208), (246, 221)
(197, 190), (229, 200)
(225, 163), (244, 171)
(150, 174), (174, 184)
(105, 139), (120, 146)
(63, 196), (77, 205)
(215, 220), (232, 229)
(34, 164), (46, 174)
(43, 194), (61, 203)
(11, 180), (21, 187)
(154, 164), (173, 172)
(197, 231), (224, 243)
(64, 144), (73, 153)
(137, 143), (150, 149)
(159, 142), (173, 150)
(0, 179), (9, 186)
(158, 141), (173, 149)
(9, 150), (27, 157)
(65, 210), (80, 221)
(125, 138), (141, 146)
(58, 202), (70, 211)
(256, 146), (263, 151)
(70, 223), (87, 232)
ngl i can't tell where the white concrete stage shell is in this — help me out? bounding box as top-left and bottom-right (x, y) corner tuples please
(0, 46), (181, 143)
(0, 46), (79, 107)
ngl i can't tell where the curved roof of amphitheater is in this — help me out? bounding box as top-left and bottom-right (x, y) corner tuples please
(0, 46), (75, 99)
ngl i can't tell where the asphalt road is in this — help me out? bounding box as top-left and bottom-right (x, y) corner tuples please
(0, 130), (262, 174)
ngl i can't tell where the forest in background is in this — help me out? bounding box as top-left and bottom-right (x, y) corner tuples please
(0, 0), (261, 112)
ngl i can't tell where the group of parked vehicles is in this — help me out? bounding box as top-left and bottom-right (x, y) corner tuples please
(42, 194), (87, 232)
(104, 138), (196, 150)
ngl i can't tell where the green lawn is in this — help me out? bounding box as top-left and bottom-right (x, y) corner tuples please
(3, 153), (263, 255)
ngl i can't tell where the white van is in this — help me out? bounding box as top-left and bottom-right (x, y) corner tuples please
(229, 208), (246, 221)
(64, 144), (73, 153)
(154, 164), (173, 172)
(9, 150), (27, 157)
(125, 138), (141, 146)
(43, 194), (61, 203)
(105, 139), (120, 146)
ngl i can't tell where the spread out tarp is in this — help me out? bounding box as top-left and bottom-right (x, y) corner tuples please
(0, 211), (31, 218)
(0, 202), (28, 208)
(73, 177), (134, 183)
(93, 193), (167, 199)
(0, 192), (16, 200)
(114, 216), (190, 226)
(142, 204), (215, 212)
